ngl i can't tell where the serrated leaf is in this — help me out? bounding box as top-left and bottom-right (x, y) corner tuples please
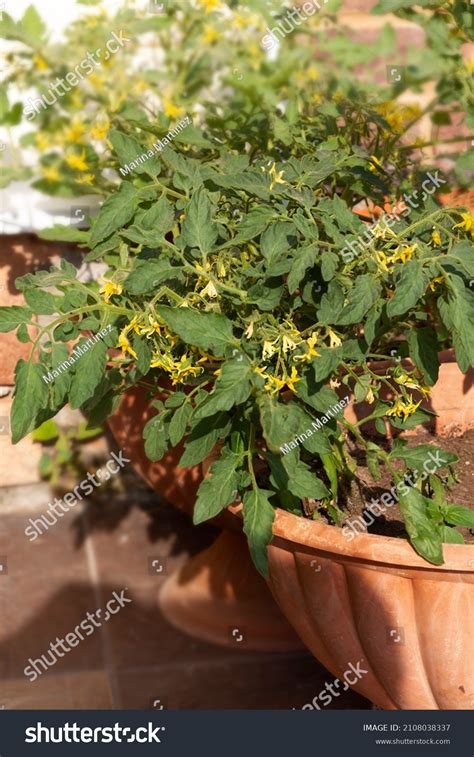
(90, 182), (137, 243)
(406, 327), (440, 385)
(193, 360), (252, 420)
(386, 260), (429, 318)
(69, 339), (108, 408)
(0, 306), (32, 332)
(335, 275), (380, 325)
(168, 402), (192, 447)
(287, 245), (317, 293)
(11, 359), (49, 443)
(156, 306), (234, 356)
(398, 487), (444, 565)
(181, 188), (218, 253)
(24, 289), (59, 315)
(143, 412), (168, 461)
(243, 488), (275, 577)
(193, 448), (242, 524)
(179, 411), (231, 467)
(442, 505), (474, 528)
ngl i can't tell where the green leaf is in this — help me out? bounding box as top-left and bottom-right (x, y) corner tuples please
(50, 343), (71, 408)
(181, 188), (218, 253)
(109, 129), (161, 177)
(282, 457), (330, 500)
(136, 196), (174, 232)
(391, 443), (458, 470)
(168, 402), (192, 447)
(312, 347), (342, 382)
(11, 359), (49, 443)
(31, 419), (59, 443)
(124, 259), (180, 295)
(143, 412), (168, 461)
(90, 182), (137, 243)
(20, 5), (47, 40)
(437, 275), (474, 372)
(398, 487), (444, 565)
(24, 289), (59, 315)
(232, 206), (275, 243)
(442, 505), (474, 528)
(38, 225), (90, 243)
(260, 222), (293, 268)
(193, 448), (242, 524)
(156, 306), (234, 356)
(407, 327), (439, 386)
(193, 359), (252, 420)
(0, 306), (32, 332)
(69, 339), (108, 408)
(386, 260), (429, 318)
(179, 411), (231, 467)
(441, 525), (464, 545)
(243, 488), (275, 577)
(287, 245), (317, 293)
(335, 275), (380, 325)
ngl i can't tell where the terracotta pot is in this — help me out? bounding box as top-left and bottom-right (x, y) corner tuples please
(261, 359), (474, 709)
(108, 386), (304, 651)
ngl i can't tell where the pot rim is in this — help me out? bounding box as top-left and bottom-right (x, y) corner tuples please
(229, 504), (474, 573)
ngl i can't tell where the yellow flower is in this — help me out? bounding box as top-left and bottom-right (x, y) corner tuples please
(327, 328), (342, 348)
(202, 25), (220, 44)
(117, 330), (137, 360)
(386, 396), (421, 422)
(63, 117), (85, 144)
(264, 374), (286, 394)
(245, 322), (254, 339)
(369, 155), (383, 173)
(262, 340), (278, 360)
(90, 116), (110, 141)
(366, 387), (375, 405)
(428, 275), (444, 292)
(312, 94), (322, 106)
(200, 280), (218, 298)
(100, 280), (123, 302)
(77, 173), (95, 186)
(389, 244), (417, 265)
(41, 166), (60, 183)
(163, 98), (185, 119)
(196, 0), (222, 13)
(268, 162), (287, 191)
(282, 334), (297, 353)
(137, 314), (163, 337)
(375, 250), (390, 273)
(431, 228), (442, 246)
(285, 366), (300, 393)
(32, 55), (48, 71)
(65, 149), (89, 172)
(453, 212), (473, 232)
(35, 133), (50, 151)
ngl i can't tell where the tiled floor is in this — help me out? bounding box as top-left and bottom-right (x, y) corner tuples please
(0, 416), (371, 711)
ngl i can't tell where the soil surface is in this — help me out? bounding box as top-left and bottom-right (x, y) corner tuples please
(313, 429), (474, 543)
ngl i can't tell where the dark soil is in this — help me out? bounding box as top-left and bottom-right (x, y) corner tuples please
(315, 429), (474, 543)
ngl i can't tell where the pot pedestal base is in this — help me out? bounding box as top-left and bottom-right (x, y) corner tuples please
(159, 530), (304, 651)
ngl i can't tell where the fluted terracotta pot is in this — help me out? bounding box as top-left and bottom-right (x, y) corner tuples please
(261, 358), (474, 709)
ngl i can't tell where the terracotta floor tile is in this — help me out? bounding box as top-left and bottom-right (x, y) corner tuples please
(115, 655), (371, 710)
(0, 670), (113, 709)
